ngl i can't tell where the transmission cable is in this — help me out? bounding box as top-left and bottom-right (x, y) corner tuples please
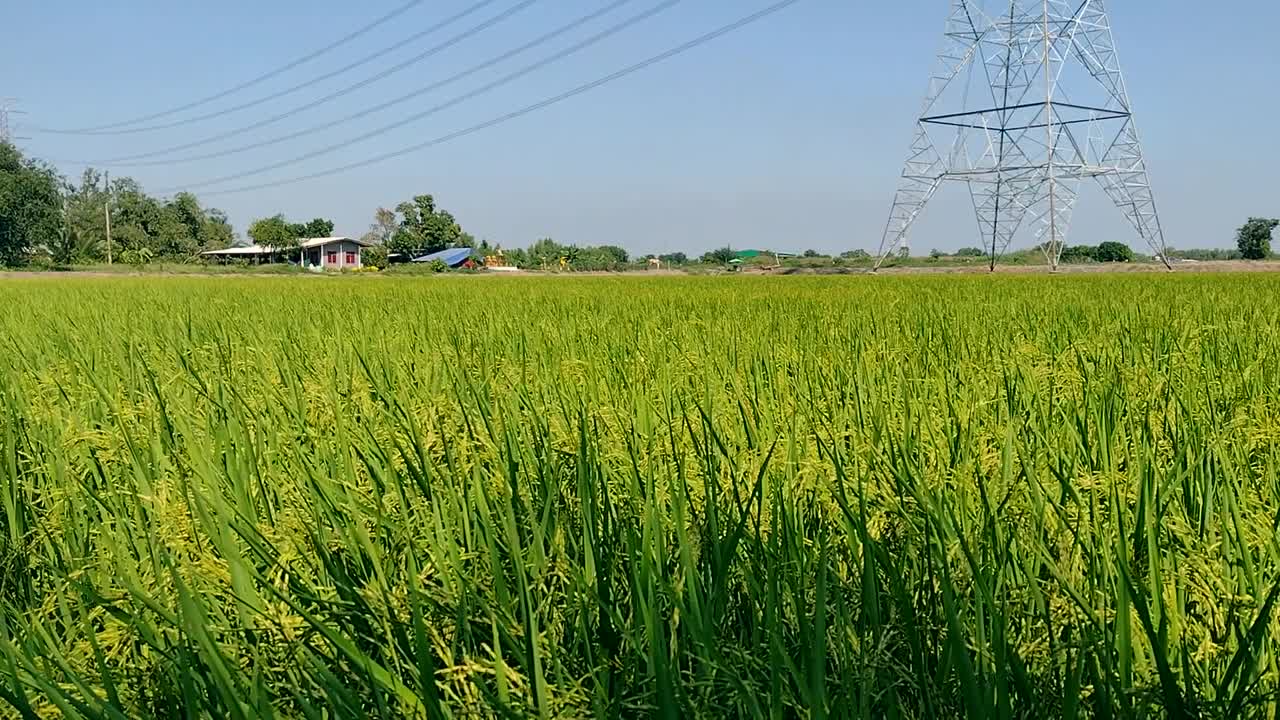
(193, 0), (803, 197)
(36, 0), (503, 136)
(32, 0), (428, 134)
(99, 0), (621, 167)
(159, 0), (682, 193)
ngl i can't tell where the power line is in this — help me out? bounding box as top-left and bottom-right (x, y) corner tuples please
(32, 0), (429, 134)
(195, 0), (803, 197)
(104, 0), (640, 168)
(159, 0), (683, 193)
(33, 0), (502, 136)
(93, 0), (565, 166)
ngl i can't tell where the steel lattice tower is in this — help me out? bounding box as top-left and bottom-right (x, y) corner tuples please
(0, 101), (12, 145)
(876, 0), (1169, 271)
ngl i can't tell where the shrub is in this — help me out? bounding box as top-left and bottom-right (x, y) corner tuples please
(1094, 241), (1134, 263)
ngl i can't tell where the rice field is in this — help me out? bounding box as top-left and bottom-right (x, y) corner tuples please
(0, 274), (1278, 718)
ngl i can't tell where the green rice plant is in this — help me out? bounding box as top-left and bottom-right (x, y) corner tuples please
(0, 274), (1276, 718)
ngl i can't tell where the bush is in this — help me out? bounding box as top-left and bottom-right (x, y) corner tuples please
(956, 247), (986, 258)
(362, 245), (389, 270)
(1094, 242), (1134, 263)
(1236, 218), (1278, 260)
(1060, 245), (1097, 263)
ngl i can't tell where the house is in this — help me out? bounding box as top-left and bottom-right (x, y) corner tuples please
(298, 237), (370, 270)
(201, 237), (371, 269)
(411, 247), (475, 269)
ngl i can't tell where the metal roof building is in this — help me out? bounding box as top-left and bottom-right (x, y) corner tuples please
(412, 248), (475, 267)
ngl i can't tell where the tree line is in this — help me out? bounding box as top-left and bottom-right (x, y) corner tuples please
(1, 144), (235, 266)
(3, 142), (1277, 269)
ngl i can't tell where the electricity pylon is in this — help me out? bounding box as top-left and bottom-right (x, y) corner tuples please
(0, 99), (26, 146)
(876, 0), (1169, 271)
(0, 100), (14, 144)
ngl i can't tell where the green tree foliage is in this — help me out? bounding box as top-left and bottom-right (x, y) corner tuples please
(300, 218), (335, 239)
(700, 247), (737, 265)
(803, 249), (821, 258)
(583, 245), (629, 269)
(390, 195), (462, 258)
(1236, 218), (1278, 260)
(1167, 247), (1242, 261)
(60, 169), (234, 265)
(840, 249), (872, 261)
(1060, 245), (1098, 263)
(248, 213), (311, 253)
(362, 245), (390, 270)
(658, 252), (688, 265)
(248, 215), (301, 251)
(497, 238), (632, 271)
(1094, 241), (1134, 263)
(0, 143), (62, 266)
(956, 247), (986, 258)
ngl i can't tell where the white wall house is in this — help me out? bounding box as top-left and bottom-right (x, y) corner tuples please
(202, 237), (371, 269)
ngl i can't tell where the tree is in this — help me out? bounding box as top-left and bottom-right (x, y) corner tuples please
(840, 249), (872, 261)
(527, 237), (566, 269)
(659, 252), (688, 265)
(361, 208), (399, 247)
(1237, 218), (1278, 260)
(248, 215), (300, 252)
(1060, 245), (1097, 263)
(390, 194), (463, 258)
(803, 249), (821, 258)
(300, 218), (335, 239)
(700, 247), (737, 265)
(956, 247), (986, 258)
(0, 143), (62, 266)
(1094, 241), (1134, 263)
(59, 170), (235, 264)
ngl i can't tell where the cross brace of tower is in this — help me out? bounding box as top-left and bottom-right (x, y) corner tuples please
(876, 0), (1170, 271)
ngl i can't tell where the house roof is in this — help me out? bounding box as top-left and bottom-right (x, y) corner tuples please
(412, 247), (474, 266)
(202, 244), (270, 256)
(299, 236), (371, 249)
(201, 236), (369, 256)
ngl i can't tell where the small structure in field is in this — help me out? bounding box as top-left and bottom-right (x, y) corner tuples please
(202, 237), (370, 270)
(412, 247), (476, 269)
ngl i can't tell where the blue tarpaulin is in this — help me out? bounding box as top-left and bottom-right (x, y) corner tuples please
(411, 248), (474, 267)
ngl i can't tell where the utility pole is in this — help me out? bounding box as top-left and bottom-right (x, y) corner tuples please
(104, 171), (113, 266)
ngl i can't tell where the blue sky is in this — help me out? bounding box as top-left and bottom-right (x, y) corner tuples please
(3, 1), (1276, 256)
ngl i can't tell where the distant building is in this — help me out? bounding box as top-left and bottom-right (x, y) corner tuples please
(412, 247), (475, 268)
(201, 237), (371, 269)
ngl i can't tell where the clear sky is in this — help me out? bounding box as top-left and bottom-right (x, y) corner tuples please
(3, 1), (1276, 256)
